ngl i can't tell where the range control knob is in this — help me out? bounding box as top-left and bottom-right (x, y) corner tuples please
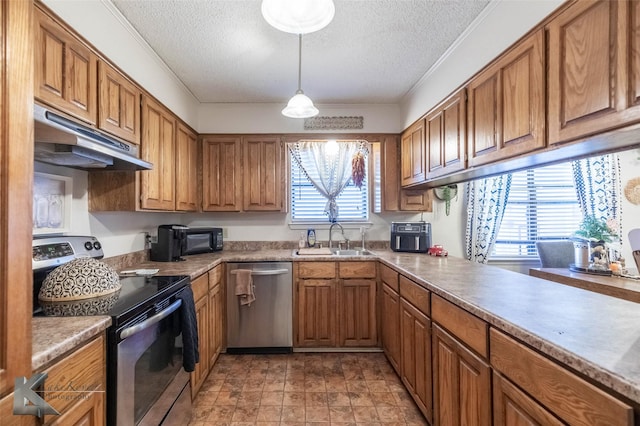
(84, 241), (94, 251)
(93, 241), (102, 250)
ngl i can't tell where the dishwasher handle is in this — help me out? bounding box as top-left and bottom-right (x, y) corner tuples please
(230, 268), (290, 276)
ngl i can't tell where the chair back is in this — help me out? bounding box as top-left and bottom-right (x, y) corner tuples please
(535, 240), (574, 268)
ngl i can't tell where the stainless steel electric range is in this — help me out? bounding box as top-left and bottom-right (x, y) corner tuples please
(32, 235), (194, 426)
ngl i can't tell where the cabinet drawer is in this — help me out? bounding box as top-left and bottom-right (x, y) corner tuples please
(208, 265), (223, 289)
(339, 261), (376, 278)
(431, 294), (487, 358)
(191, 273), (209, 301)
(399, 275), (430, 316)
(42, 335), (105, 423)
(379, 263), (399, 292)
(298, 262), (336, 279)
(490, 328), (633, 426)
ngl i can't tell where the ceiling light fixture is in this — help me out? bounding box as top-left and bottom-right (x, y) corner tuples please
(282, 34), (319, 119)
(261, 0), (335, 34)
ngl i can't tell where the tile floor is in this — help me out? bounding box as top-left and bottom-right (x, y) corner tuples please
(188, 352), (428, 425)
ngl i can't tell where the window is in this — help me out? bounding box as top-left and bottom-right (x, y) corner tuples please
(492, 162), (581, 259)
(290, 145), (369, 222)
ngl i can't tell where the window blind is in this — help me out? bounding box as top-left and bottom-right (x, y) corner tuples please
(492, 163), (581, 258)
(290, 155), (369, 222)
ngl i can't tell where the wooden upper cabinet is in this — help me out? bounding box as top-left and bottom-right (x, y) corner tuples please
(140, 96), (175, 210)
(426, 88), (466, 179)
(97, 60), (141, 145)
(400, 119), (427, 186)
(34, 5), (97, 124)
(201, 136), (242, 211)
(378, 136), (433, 212)
(243, 136), (283, 211)
(467, 28), (545, 167)
(175, 123), (198, 211)
(548, 0), (640, 144)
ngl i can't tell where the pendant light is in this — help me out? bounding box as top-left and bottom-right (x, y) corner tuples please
(261, 0), (335, 34)
(282, 34), (319, 119)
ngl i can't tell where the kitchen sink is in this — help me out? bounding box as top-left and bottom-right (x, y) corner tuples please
(329, 248), (374, 256)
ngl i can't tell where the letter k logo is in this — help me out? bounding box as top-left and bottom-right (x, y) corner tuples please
(13, 373), (60, 417)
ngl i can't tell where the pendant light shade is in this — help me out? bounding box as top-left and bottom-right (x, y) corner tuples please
(282, 34), (319, 119)
(262, 0), (335, 34)
(282, 90), (319, 118)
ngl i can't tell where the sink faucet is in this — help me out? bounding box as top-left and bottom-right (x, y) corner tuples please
(328, 223), (349, 249)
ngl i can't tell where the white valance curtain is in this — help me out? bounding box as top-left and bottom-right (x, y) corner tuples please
(464, 174), (513, 264)
(288, 140), (368, 222)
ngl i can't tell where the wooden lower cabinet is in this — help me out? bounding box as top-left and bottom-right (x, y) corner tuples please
(340, 278), (377, 346)
(432, 324), (491, 426)
(295, 261), (377, 348)
(490, 328), (633, 426)
(493, 371), (563, 426)
(190, 273), (210, 398)
(42, 335), (106, 426)
(296, 278), (337, 347)
(190, 267), (225, 399)
(49, 392), (104, 426)
(208, 266), (224, 366)
(400, 298), (432, 422)
(381, 283), (401, 373)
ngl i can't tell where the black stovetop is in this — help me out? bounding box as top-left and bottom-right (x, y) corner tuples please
(34, 274), (190, 328)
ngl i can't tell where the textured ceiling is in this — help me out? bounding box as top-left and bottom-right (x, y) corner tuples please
(111, 0), (490, 104)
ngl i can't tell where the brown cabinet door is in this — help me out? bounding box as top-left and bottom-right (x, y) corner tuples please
(208, 265), (224, 365)
(339, 279), (377, 347)
(140, 96), (176, 210)
(493, 372), (563, 426)
(548, 0), (640, 144)
(97, 60), (141, 144)
(296, 279), (336, 347)
(191, 292), (209, 399)
(242, 136), (283, 211)
(49, 391), (104, 426)
(400, 299), (433, 422)
(467, 29), (545, 167)
(401, 119), (427, 186)
(175, 123), (198, 211)
(381, 283), (401, 373)
(433, 324), (490, 426)
(379, 136), (432, 212)
(426, 88), (466, 179)
(34, 6), (97, 124)
(201, 136), (242, 211)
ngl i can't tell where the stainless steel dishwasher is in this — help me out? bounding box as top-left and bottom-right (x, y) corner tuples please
(226, 262), (293, 353)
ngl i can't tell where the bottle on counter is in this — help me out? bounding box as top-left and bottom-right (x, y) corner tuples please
(307, 229), (316, 247)
(298, 232), (306, 249)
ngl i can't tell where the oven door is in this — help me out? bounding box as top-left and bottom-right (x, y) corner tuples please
(114, 299), (190, 426)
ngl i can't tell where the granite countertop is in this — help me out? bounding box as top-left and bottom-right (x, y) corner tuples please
(33, 248), (640, 406)
(32, 316), (111, 371)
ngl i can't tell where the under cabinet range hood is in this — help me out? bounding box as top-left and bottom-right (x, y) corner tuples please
(33, 104), (152, 170)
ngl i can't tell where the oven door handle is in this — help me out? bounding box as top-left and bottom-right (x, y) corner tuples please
(120, 299), (182, 340)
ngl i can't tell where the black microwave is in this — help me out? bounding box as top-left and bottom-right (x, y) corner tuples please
(151, 225), (223, 262)
(184, 227), (223, 255)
